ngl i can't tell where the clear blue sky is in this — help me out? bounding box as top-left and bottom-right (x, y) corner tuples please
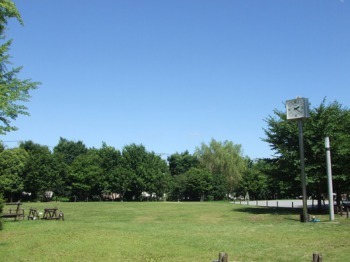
(2, 0), (350, 159)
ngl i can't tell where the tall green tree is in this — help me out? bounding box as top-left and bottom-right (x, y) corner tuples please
(195, 139), (246, 196)
(98, 142), (122, 174)
(182, 167), (213, 201)
(53, 137), (88, 166)
(263, 99), (350, 206)
(0, 0), (40, 134)
(0, 147), (28, 201)
(308, 100), (350, 205)
(20, 141), (61, 200)
(237, 158), (269, 200)
(98, 142), (124, 199)
(68, 149), (103, 200)
(52, 138), (88, 198)
(168, 150), (199, 177)
(210, 172), (228, 200)
(107, 166), (133, 201)
(121, 144), (169, 200)
(121, 144), (148, 200)
(142, 152), (170, 200)
(168, 173), (187, 201)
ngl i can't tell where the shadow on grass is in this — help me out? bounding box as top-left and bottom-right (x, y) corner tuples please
(234, 205), (299, 215)
(233, 205), (306, 222)
(233, 205), (328, 222)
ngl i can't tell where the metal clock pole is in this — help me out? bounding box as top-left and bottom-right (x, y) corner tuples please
(286, 97), (310, 223)
(325, 137), (334, 221)
(298, 119), (308, 222)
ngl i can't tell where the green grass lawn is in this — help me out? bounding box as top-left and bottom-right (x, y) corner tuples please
(1, 201), (349, 261)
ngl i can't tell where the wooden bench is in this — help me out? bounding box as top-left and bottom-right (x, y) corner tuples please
(42, 207), (58, 220)
(16, 208), (25, 220)
(41, 207), (64, 221)
(1, 202), (23, 221)
(28, 207), (40, 220)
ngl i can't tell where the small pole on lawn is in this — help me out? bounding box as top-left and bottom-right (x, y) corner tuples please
(313, 253), (323, 262)
(325, 137), (335, 221)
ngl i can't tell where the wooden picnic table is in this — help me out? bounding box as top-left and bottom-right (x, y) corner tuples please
(42, 207), (59, 220)
(1, 202), (23, 221)
(28, 207), (40, 220)
(41, 207), (64, 221)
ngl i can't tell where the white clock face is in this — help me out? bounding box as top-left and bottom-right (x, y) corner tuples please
(286, 98), (308, 120)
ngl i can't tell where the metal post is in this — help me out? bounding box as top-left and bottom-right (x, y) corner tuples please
(325, 137), (335, 221)
(298, 119), (308, 222)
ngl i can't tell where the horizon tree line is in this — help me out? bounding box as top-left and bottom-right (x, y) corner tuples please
(2, 98), (350, 206)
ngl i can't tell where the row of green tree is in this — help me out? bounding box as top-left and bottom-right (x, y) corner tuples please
(1, 99), (350, 204)
(0, 138), (246, 202)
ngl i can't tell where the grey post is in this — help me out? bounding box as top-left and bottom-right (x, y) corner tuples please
(325, 137), (334, 221)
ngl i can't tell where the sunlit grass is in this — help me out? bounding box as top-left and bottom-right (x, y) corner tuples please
(1, 202), (349, 261)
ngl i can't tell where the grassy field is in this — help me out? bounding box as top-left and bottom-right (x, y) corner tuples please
(1, 201), (349, 261)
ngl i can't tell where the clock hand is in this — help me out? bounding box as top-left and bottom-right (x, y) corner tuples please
(293, 106), (302, 113)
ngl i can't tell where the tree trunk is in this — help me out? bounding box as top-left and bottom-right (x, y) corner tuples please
(316, 183), (323, 211)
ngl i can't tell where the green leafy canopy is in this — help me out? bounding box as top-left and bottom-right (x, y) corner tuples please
(0, 0), (40, 135)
